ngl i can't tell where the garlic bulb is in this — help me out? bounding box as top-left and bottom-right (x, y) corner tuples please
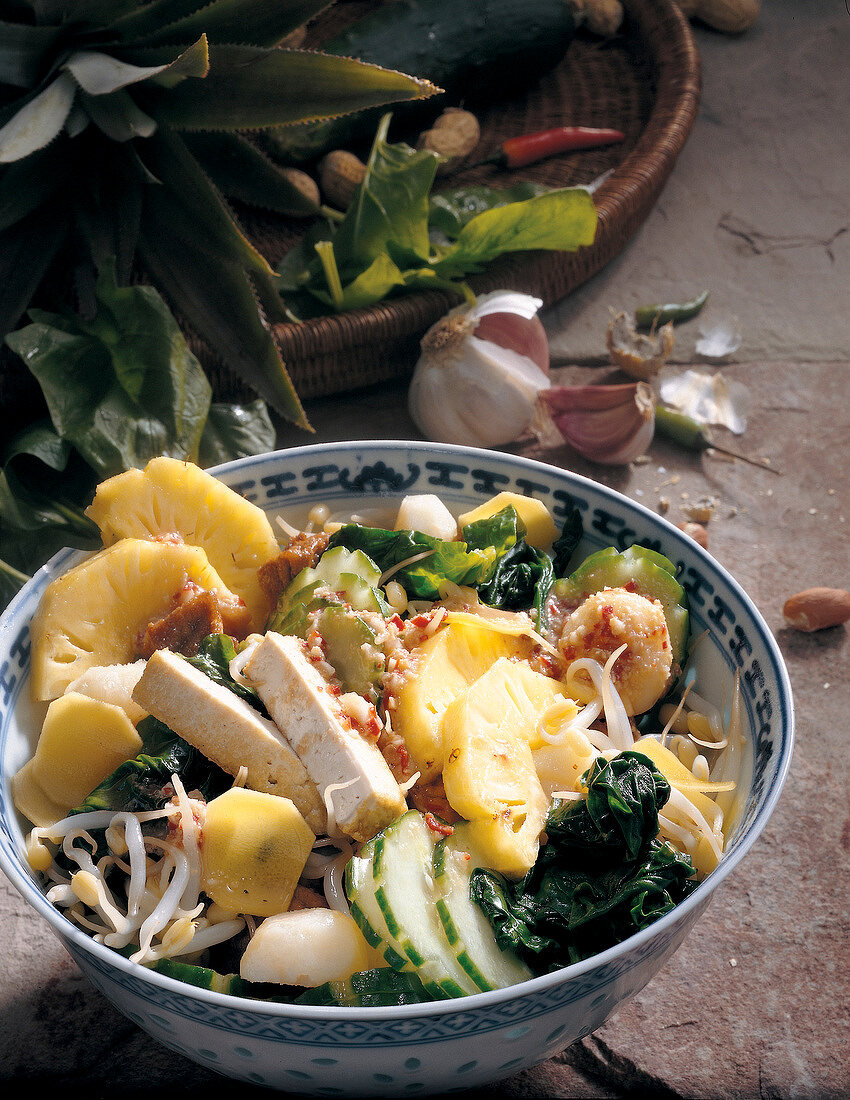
(539, 381), (656, 464)
(407, 291), (551, 447)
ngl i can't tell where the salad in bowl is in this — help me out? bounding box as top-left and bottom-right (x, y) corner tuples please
(0, 442), (791, 1094)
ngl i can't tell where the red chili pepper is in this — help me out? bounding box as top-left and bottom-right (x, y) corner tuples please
(484, 126), (625, 169)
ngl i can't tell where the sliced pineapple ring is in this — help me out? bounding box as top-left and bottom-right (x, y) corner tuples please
(30, 538), (238, 701)
(85, 457), (280, 630)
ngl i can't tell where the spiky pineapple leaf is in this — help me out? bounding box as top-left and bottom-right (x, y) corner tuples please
(0, 72), (75, 162)
(113, 0), (334, 49)
(0, 207), (66, 336)
(0, 21), (61, 87)
(78, 87), (158, 141)
(137, 218), (309, 429)
(147, 45), (439, 131)
(185, 131), (319, 216)
(0, 141), (64, 231)
(64, 50), (175, 96)
(142, 128), (275, 277)
(118, 36), (210, 88)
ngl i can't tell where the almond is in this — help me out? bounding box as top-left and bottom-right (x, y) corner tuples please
(782, 588), (850, 632)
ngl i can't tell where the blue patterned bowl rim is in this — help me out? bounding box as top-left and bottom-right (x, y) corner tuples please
(0, 440), (794, 1022)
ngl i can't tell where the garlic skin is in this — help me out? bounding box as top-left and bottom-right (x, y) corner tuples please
(606, 311), (674, 381)
(408, 291), (551, 447)
(539, 381), (656, 465)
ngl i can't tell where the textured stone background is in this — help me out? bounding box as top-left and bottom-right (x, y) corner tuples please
(2, 1), (848, 1097)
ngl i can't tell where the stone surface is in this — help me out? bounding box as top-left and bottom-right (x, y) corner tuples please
(545, 1), (850, 367)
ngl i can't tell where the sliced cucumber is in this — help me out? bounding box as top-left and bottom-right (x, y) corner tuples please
(433, 823), (533, 992)
(295, 968), (432, 1007)
(268, 546), (388, 633)
(554, 544), (690, 663)
(373, 812), (480, 999)
(318, 604), (383, 696)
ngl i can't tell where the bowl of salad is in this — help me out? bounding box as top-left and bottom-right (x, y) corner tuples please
(0, 441), (793, 1096)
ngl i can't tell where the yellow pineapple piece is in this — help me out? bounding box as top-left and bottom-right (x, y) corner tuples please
(441, 657), (551, 878)
(392, 620), (529, 782)
(457, 491), (558, 549)
(30, 538), (237, 701)
(201, 787), (315, 917)
(13, 692), (142, 825)
(85, 457), (280, 630)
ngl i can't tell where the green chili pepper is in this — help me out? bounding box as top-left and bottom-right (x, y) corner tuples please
(655, 405), (780, 474)
(635, 290), (709, 330)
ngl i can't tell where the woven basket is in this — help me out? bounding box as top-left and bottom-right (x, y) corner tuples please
(0, 0), (699, 420)
(206, 0), (702, 405)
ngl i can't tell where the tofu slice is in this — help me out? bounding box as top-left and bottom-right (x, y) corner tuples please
(244, 632), (406, 843)
(132, 649), (327, 835)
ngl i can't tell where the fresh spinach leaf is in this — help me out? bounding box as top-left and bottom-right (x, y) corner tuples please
(326, 523), (499, 600)
(197, 400), (276, 469)
(429, 181), (548, 239)
(72, 715), (231, 817)
(469, 752), (697, 971)
(551, 505), (584, 577)
(278, 115), (597, 315)
(6, 262), (212, 479)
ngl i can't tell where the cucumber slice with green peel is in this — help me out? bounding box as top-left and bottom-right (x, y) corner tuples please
(553, 544), (690, 663)
(345, 811), (481, 999)
(268, 546), (388, 632)
(294, 968), (433, 1007)
(373, 811), (480, 998)
(318, 604), (383, 696)
(432, 824), (534, 992)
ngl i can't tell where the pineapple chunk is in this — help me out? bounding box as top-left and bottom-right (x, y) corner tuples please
(85, 457), (280, 630)
(30, 538), (237, 701)
(12, 692), (142, 825)
(457, 491), (558, 549)
(201, 787), (315, 917)
(442, 657), (551, 878)
(392, 620), (528, 782)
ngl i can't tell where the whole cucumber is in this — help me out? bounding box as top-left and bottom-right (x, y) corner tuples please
(263, 0), (576, 165)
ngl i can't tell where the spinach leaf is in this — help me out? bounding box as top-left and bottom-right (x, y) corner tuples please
(72, 715), (231, 816)
(197, 400), (276, 468)
(185, 634), (268, 716)
(6, 262), (212, 480)
(469, 751), (696, 971)
(429, 181), (548, 239)
(326, 523), (499, 600)
(551, 505), (584, 577)
(278, 115), (597, 315)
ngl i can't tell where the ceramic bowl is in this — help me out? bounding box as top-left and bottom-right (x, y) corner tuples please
(0, 441), (794, 1096)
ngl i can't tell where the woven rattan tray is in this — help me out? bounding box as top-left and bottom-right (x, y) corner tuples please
(207, 0), (701, 407)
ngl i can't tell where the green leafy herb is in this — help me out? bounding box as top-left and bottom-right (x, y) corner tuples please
(6, 263), (213, 479)
(428, 181), (548, 239)
(470, 752), (697, 970)
(0, 266), (276, 610)
(278, 115), (597, 317)
(326, 522), (503, 601)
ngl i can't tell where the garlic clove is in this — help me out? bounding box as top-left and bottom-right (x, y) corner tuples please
(538, 381), (656, 465)
(409, 333), (550, 447)
(606, 310), (674, 381)
(407, 290), (551, 448)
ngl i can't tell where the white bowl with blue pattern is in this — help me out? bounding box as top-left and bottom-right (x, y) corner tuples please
(0, 442), (794, 1096)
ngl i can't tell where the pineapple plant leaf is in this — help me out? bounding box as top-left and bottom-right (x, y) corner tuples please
(0, 0), (440, 428)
